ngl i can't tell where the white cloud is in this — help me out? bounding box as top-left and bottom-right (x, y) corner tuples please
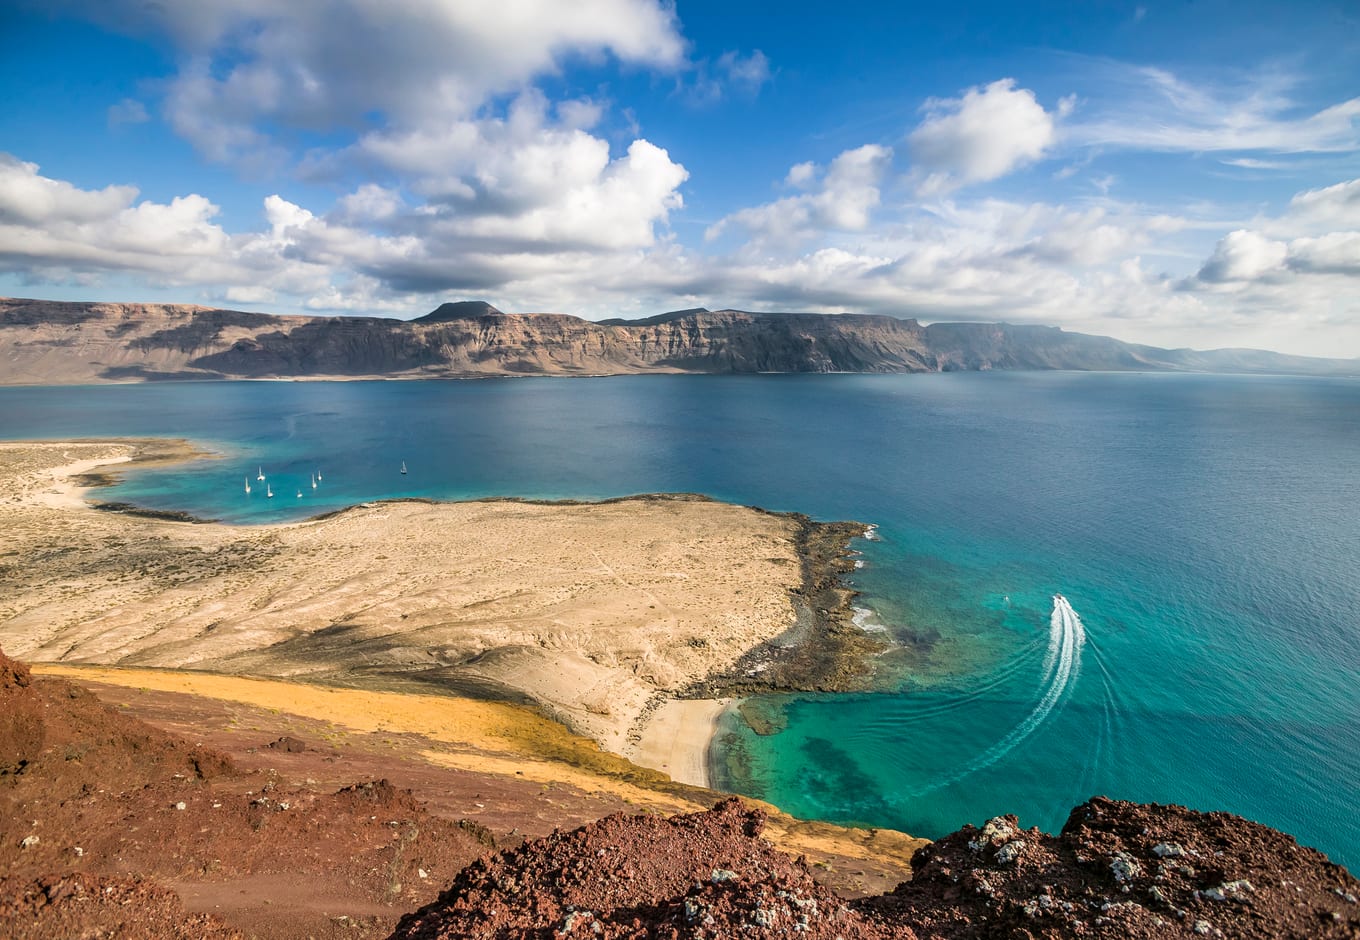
(0, 155), (137, 225)
(333, 184), (405, 225)
(784, 162), (816, 188)
(0, 155), (333, 294)
(908, 79), (1059, 194)
(0, 156), (230, 278)
(224, 285), (276, 304)
(1186, 177), (1360, 285)
(717, 50), (771, 93)
(63, 0), (685, 165)
(1159, 178), (1360, 353)
(346, 92), (688, 256)
(1287, 231), (1360, 275)
(706, 144), (891, 245)
(1195, 230), (1289, 283)
(1277, 177), (1360, 233)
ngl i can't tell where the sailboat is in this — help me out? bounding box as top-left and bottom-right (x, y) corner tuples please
(266, 483), (273, 498)
(245, 477), (251, 495)
(316, 469), (322, 482)
(257, 467), (265, 481)
(400, 461), (407, 475)
(296, 488), (303, 498)
(311, 472), (317, 489)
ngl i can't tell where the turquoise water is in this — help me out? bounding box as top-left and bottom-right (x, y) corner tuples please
(2, 373), (1357, 870)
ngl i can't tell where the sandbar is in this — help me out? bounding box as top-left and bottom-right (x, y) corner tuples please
(0, 439), (822, 785)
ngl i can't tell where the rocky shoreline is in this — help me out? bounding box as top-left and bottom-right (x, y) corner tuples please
(688, 514), (890, 701)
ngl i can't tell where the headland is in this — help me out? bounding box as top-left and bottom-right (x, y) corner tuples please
(0, 438), (878, 789)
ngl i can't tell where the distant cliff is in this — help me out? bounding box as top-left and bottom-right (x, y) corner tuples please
(1, 297), (1355, 384)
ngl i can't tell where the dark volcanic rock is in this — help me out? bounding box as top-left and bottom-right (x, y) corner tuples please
(860, 796), (1360, 939)
(416, 300), (505, 322)
(389, 794), (1359, 940)
(265, 734), (307, 753)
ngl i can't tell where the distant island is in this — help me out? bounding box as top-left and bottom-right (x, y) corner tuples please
(2, 296), (1357, 385)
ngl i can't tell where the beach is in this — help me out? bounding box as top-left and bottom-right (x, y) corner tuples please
(0, 439), (822, 785)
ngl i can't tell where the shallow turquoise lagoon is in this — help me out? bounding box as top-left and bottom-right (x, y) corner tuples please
(3, 372), (1357, 869)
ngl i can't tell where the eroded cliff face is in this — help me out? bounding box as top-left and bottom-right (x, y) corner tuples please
(2, 297), (1356, 384)
(0, 298), (937, 382)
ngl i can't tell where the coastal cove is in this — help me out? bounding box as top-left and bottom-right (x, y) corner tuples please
(2, 372), (1358, 872)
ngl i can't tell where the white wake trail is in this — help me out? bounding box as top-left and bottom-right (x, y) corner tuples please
(910, 594), (1086, 795)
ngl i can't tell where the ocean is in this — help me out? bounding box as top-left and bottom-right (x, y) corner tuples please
(3, 372), (1357, 870)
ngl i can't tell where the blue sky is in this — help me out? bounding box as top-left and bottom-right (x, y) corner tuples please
(1, 1), (1358, 356)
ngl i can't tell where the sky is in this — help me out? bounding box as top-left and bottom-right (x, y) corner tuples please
(0, 1), (1358, 356)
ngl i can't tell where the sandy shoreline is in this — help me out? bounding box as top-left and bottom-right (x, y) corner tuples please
(0, 438), (835, 786)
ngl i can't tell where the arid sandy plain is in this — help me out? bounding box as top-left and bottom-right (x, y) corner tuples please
(0, 439), (814, 786)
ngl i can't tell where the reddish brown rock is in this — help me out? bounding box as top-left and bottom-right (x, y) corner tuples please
(0, 646), (495, 939)
(0, 648), (43, 776)
(389, 798), (899, 939)
(0, 872), (242, 939)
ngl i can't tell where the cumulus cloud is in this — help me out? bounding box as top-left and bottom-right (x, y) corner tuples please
(908, 79), (1061, 194)
(1186, 177), (1360, 288)
(706, 144), (891, 245)
(18, 2), (697, 304)
(1195, 230), (1289, 283)
(60, 0), (685, 163)
(0, 155), (230, 277)
(0, 155), (335, 294)
(1163, 177), (1360, 353)
(1287, 232), (1360, 275)
(0, 155), (137, 225)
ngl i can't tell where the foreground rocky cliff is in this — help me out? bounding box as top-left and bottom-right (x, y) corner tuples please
(393, 797), (1360, 939)
(3, 645), (1357, 939)
(3, 296), (1355, 383)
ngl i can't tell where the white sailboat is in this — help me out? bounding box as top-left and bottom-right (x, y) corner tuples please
(296, 488), (303, 498)
(400, 461), (407, 475)
(316, 469), (322, 482)
(266, 483), (273, 498)
(245, 476), (251, 495)
(311, 472), (317, 489)
(257, 466), (265, 481)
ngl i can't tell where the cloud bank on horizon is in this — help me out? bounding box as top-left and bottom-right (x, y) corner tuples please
(0, 0), (1358, 356)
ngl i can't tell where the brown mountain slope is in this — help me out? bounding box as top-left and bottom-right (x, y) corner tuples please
(3, 645), (1357, 939)
(4, 296), (1356, 384)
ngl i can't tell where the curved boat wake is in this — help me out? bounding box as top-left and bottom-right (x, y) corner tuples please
(907, 594), (1086, 796)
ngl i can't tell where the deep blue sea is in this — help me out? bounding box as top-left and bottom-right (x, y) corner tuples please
(2, 373), (1357, 870)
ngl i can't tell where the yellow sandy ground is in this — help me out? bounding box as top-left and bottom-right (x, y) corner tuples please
(34, 662), (928, 875)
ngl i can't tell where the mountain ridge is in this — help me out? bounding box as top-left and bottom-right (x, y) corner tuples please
(1, 296), (1355, 385)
